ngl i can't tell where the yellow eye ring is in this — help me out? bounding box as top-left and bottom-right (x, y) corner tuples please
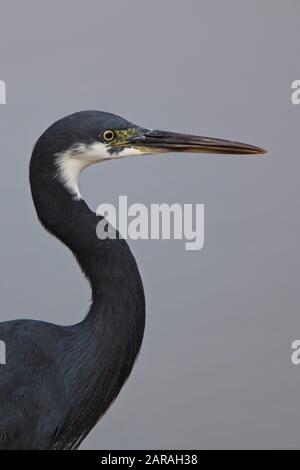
(102, 130), (116, 142)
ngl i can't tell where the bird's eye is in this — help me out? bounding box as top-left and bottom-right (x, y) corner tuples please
(102, 130), (116, 142)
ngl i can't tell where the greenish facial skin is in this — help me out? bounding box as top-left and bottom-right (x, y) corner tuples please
(101, 128), (158, 155)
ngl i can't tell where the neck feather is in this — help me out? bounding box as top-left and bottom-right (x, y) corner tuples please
(28, 124), (146, 449)
(29, 146), (145, 363)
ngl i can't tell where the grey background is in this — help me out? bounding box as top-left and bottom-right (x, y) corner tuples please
(0, 0), (299, 449)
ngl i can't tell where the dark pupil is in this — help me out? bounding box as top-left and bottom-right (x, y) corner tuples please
(105, 131), (114, 140)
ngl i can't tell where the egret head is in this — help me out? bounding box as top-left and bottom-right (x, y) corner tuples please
(32, 110), (266, 200)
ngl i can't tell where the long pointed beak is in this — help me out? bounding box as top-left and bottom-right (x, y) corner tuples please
(132, 129), (266, 155)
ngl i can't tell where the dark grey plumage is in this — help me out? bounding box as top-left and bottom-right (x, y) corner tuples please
(0, 111), (265, 449)
(0, 112), (145, 449)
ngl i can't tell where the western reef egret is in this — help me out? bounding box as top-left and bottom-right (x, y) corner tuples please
(0, 111), (265, 449)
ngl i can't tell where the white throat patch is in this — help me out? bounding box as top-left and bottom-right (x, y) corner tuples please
(55, 142), (143, 199)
